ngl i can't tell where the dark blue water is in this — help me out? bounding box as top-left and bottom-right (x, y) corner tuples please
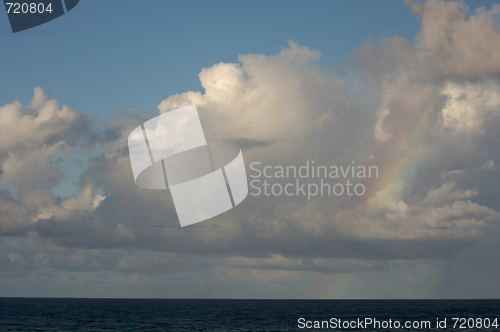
(0, 298), (498, 331)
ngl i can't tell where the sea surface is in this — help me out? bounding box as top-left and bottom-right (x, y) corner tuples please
(0, 298), (498, 331)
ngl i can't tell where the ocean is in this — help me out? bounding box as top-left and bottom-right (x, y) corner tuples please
(0, 298), (498, 331)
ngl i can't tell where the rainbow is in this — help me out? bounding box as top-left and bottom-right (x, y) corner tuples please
(366, 95), (436, 208)
(316, 95), (436, 299)
(315, 273), (362, 299)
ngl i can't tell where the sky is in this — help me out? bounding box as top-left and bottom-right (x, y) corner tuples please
(0, 0), (500, 298)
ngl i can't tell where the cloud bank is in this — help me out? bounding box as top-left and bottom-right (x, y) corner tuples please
(1, 0), (500, 298)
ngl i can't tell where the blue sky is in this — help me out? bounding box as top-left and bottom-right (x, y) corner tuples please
(1, 0), (496, 117)
(0, 0), (458, 117)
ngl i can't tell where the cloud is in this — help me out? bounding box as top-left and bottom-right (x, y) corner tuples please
(157, 41), (353, 151)
(441, 81), (500, 134)
(478, 160), (496, 171)
(345, 182), (496, 240)
(0, 87), (110, 236)
(407, 0), (500, 78)
(1, 0), (500, 298)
